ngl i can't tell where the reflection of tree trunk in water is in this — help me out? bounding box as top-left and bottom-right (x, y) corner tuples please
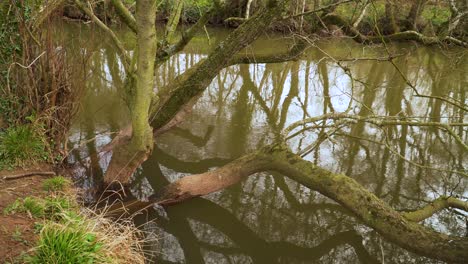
(375, 146), (390, 197)
(385, 56), (406, 117)
(384, 57), (408, 205)
(105, 45), (124, 93)
(344, 62), (384, 176)
(390, 123), (408, 205)
(312, 60), (334, 162)
(455, 70), (466, 168)
(279, 61), (300, 129)
(318, 60), (334, 113)
(227, 64), (255, 213)
(271, 64), (290, 121)
(155, 213), (205, 264)
(427, 54), (446, 124)
(230, 64), (254, 157)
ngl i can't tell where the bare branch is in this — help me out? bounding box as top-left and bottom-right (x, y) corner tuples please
(73, 0), (131, 70)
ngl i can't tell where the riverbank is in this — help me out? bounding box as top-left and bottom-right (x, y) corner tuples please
(0, 170), (49, 262)
(0, 168), (147, 263)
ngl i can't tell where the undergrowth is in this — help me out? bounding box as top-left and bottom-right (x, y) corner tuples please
(3, 176), (147, 264)
(0, 124), (49, 169)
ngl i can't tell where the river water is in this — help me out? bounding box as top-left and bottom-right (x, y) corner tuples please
(63, 21), (467, 264)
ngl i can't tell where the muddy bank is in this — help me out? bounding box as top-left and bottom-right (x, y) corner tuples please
(0, 170), (52, 261)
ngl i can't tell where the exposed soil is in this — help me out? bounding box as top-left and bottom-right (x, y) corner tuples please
(0, 166), (54, 263)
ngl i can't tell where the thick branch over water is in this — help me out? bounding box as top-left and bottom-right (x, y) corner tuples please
(150, 1), (288, 130)
(110, 144), (468, 263)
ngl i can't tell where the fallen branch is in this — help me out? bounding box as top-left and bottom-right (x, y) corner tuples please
(2, 171), (56, 181)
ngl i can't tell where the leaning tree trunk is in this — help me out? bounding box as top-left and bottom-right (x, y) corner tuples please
(103, 0), (157, 184)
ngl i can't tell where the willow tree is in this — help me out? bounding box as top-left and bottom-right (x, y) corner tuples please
(70, 0), (467, 263)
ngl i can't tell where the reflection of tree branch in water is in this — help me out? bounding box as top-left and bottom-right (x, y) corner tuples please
(152, 146), (232, 174)
(150, 198), (379, 264)
(170, 126), (215, 148)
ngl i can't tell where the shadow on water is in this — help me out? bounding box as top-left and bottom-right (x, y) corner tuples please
(62, 21), (467, 263)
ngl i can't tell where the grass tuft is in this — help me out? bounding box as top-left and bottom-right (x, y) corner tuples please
(29, 221), (103, 264)
(0, 125), (48, 168)
(42, 176), (70, 192)
(23, 197), (45, 218)
(27, 207), (147, 264)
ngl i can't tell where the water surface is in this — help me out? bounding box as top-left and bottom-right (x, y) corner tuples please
(63, 21), (467, 264)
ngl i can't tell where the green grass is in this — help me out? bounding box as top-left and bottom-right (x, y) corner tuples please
(0, 125), (48, 168)
(28, 221), (104, 264)
(3, 199), (22, 215)
(23, 197), (45, 218)
(42, 176), (70, 192)
(4, 196), (74, 219)
(4, 186), (146, 263)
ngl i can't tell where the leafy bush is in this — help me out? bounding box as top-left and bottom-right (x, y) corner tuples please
(0, 125), (48, 168)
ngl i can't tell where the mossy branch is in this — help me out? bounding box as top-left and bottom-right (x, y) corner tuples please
(229, 37), (309, 65)
(156, 6), (216, 66)
(403, 196), (468, 222)
(73, 0), (131, 70)
(150, 1), (287, 129)
(110, 0), (137, 33)
(322, 13), (468, 47)
(113, 144), (468, 263)
(31, 0), (66, 32)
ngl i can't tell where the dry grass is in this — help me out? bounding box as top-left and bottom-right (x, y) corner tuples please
(9, 177), (155, 263)
(76, 208), (148, 264)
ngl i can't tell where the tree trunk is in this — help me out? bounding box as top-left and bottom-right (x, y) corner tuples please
(109, 145), (468, 263)
(385, 0), (400, 33)
(165, 0), (184, 41)
(406, 0), (427, 30)
(132, 0), (157, 151)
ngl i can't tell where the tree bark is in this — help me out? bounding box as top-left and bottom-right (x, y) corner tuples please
(150, 1), (288, 130)
(131, 0), (157, 151)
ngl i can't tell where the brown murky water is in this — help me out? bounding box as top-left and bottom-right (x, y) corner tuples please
(62, 21), (467, 264)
